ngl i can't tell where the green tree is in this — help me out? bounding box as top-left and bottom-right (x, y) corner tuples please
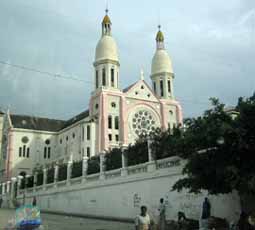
(172, 94), (255, 195)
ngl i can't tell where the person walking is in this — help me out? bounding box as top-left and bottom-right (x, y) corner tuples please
(158, 198), (166, 230)
(0, 197), (2, 208)
(135, 206), (152, 230)
(201, 197), (211, 230)
(32, 196), (37, 206)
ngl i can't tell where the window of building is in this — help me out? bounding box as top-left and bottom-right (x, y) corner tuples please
(87, 147), (90, 158)
(153, 81), (156, 93)
(48, 147), (51, 159)
(26, 148), (30, 158)
(96, 70), (99, 88)
(95, 103), (99, 109)
(45, 139), (50, 145)
(87, 125), (90, 140)
(160, 80), (164, 97)
(66, 136), (68, 142)
(111, 68), (114, 87)
(60, 139), (62, 144)
(108, 115), (112, 129)
(141, 85), (144, 89)
(82, 127), (84, 141)
(108, 134), (112, 141)
(19, 147), (22, 157)
(111, 102), (116, 108)
(115, 116), (119, 130)
(23, 145), (26, 157)
(115, 135), (119, 142)
(168, 80), (171, 93)
(72, 133), (75, 139)
(44, 147), (47, 159)
(102, 68), (106, 86)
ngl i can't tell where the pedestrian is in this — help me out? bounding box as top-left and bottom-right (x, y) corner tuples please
(201, 197), (211, 230)
(135, 205), (152, 230)
(158, 198), (166, 230)
(32, 196), (37, 206)
(0, 197), (2, 208)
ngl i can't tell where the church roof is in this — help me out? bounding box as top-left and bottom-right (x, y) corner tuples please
(122, 82), (136, 93)
(0, 110), (4, 115)
(10, 114), (66, 132)
(62, 110), (89, 129)
(10, 109), (90, 132)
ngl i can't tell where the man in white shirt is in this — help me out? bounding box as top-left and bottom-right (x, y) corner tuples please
(135, 206), (151, 230)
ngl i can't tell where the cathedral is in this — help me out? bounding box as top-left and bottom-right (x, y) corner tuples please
(0, 10), (183, 181)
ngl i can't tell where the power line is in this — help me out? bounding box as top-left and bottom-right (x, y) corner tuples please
(0, 60), (92, 84)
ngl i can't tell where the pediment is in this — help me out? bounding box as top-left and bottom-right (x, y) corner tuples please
(123, 80), (159, 102)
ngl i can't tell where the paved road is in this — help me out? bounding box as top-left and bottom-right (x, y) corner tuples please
(0, 208), (134, 230)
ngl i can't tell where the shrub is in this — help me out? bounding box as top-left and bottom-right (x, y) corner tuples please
(71, 161), (82, 178)
(126, 139), (148, 166)
(87, 156), (100, 175)
(105, 148), (122, 171)
(58, 164), (67, 181)
(46, 167), (54, 184)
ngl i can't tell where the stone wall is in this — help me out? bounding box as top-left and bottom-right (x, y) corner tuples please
(12, 157), (241, 223)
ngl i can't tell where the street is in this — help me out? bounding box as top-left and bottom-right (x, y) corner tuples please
(0, 208), (133, 230)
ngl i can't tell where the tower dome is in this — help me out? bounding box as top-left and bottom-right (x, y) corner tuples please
(151, 26), (173, 76)
(94, 9), (119, 63)
(95, 36), (119, 62)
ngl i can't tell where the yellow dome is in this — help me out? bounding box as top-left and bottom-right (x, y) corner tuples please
(151, 49), (173, 75)
(102, 14), (111, 24)
(156, 30), (164, 42)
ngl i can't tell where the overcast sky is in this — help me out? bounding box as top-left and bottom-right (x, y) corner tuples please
(0, 0), (254, 120)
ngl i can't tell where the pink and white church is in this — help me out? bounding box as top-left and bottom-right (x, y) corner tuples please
(0, 11), (183, 180)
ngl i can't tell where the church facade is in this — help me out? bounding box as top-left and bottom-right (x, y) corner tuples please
(0, 11), (183, 181)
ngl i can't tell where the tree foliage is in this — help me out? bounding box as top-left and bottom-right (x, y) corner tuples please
(105, 148), (122, 171)
(172, 94), (255, 195)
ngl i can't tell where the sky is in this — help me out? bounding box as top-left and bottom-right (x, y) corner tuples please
(0, 0), (254, 120)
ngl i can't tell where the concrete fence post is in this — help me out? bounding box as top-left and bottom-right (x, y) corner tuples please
(6, 181), (10, 194)
(17, 177), (22, 195)
(33, 173), (37, 192)
(67, 160), (73, 185)
(43, 168), (47, 190)
(99, 153), (105, 180)
(54, 164), (59, 186)
(11, 177), (16, 200)
(147, 138), (156, 172)
(121, 150), (128, 176)
(82, 156), (88, 182)
(2, 182), (5, 195)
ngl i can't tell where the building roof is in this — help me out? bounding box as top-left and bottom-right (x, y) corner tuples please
(62, 110), (90, 129)
(10, 114), (66, 132)
(122, 82), (136, 93)
(10, 109), (90, 132)
(0, 110), (4, 115)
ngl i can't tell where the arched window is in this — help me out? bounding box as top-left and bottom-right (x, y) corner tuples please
(160, 80), (164, 97)
(108, 115), (112, 129)
(44, 147), (47, 159)
(87, 125), (90, 140)
(96, 70), (99, 88)
(102, 68), (106, 86)
(115, 116), (119, 130)
(111, 68), (114, 87)
(26, 148), (30, 158)
(153, 81), (156, 93)
(23, 145), (26, 157)
(168, 80), (171, 93)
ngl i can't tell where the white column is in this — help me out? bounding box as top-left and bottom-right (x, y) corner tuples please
(82, 156), (88, 182)
(2, 182), (5, 195)
(33, 173), (37, 192)
(6, 181), (11, 194)
(99, 153), (105, 180)
(121, 151), (128, 176)
(147, 138), (156, 172)
(43, 168), (47, 190)
(17, 177), (22, 195)
(67, 160), (73, 185)
(11, 177), (17, 200)
(54, 164), (59, 184)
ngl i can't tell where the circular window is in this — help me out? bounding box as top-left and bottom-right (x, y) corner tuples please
(45, 139), (50, 145)
(169, 110), (173, 115)
(135, 91), (139, 95)
(111, 102), (116, 108)
(141, 85), (144, 89)
(21, 136), (29, 144)
(132, 110), (157, 136)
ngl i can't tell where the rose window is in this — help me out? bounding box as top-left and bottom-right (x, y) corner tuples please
(132, 110), (156, 136)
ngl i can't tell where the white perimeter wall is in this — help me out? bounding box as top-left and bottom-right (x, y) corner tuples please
(20, 162), (241, 223)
